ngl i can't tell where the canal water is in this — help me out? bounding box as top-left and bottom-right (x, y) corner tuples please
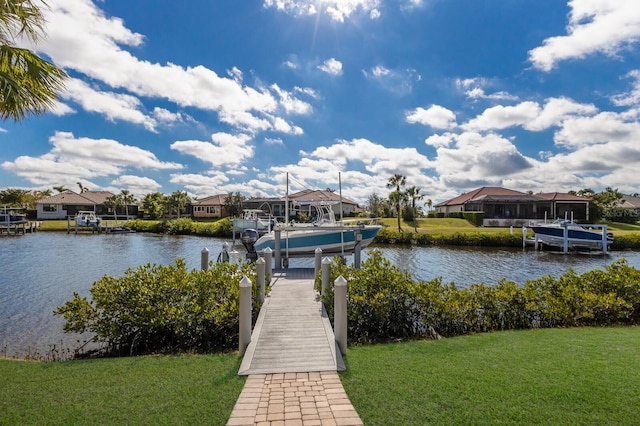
(2, 232), (640, 358)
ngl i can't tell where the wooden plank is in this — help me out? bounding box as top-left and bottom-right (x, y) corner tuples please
(238, 270), (344, 375)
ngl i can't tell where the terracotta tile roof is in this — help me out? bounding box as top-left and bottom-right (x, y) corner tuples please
(436, 187), (529, 206)
(191, 194), (227, 206)
(36, 190), (114, 205)
(536, 192), (590, 202)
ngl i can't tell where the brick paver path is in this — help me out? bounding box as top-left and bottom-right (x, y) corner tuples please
(227, 371), (363, 426)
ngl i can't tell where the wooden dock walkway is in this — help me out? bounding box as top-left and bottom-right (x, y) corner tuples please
(238, 268), (345, 375)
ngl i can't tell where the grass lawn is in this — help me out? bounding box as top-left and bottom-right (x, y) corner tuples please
(340, 327), (640, 425)
(0, 354), (245, 426)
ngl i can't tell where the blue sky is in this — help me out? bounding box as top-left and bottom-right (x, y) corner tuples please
(2, 0), (640, 205)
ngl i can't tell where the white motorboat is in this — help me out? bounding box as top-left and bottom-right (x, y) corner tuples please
(232, 209), (277, 233)
(530, 220), (613, 251)
(244, 202), (381, 257)
(75, 211), (102, 228)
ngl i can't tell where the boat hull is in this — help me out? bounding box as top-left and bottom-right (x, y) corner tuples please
(531, 225), (612, 250)
(254, 225), (381, 256)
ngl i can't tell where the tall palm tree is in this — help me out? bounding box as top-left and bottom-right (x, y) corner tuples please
(387, 174), (406, 232)
(52, 185), (66, 193)
(120, 189), (136, 219)
(104, 194), (124, 222)
(0, 0), (67, 121)
(406, 186), (424, 232)
(168, 190), (190, 218)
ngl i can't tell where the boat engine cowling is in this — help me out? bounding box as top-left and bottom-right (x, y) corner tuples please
(241, 229), (259, 262)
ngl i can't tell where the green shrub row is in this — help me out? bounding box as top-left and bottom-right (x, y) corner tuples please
(375, 228), (523, 247)
(126, 218), (233, 237)
(318, 250), (640, 343)
(54, 259), (260, 357)
(445, 211), (485, 226)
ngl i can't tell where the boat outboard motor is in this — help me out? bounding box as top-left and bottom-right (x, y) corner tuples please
(241, 228), (259, 262)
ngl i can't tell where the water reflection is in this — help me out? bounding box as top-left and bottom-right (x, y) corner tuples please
(2, 232), (640, 357)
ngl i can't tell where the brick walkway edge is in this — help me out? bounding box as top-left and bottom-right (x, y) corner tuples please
(227, 371), (363, 426)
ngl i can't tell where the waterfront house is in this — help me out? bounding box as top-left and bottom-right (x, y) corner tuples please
(190, 194), (229, 219)
(435, 187), (590, 226)
(35, 190), (139, 220)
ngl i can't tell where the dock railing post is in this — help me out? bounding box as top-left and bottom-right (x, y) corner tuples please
(221, 242), (230, 263)
(321, 257), (331, 298)
(256, 257), (265, 303)
(522, 226), (527, 249)
(314, 247), (322, 279)
(201, 247), (209, 270)
(274, 229), (281, 269)
(264, 247), (273, 284)
(334, 275), (347, 355)
(230, 249), (240, 264)
(239, 276), (252, 356)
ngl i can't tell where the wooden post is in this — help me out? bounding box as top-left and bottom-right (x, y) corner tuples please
(314, 247), (322, 279)
(256, 257), (265, 303)
(274, 229), (281, 269)
(334, 275), (347, 355)
(321, 257), (331, 298)
(264, 247), (272, 284)
(522, 226), (527, 249)
(239, 276), (252, 356)
(602, 225), (608, 254)
(201, 247), (209, 270)
(354, 230), (362, 269)
(230, 249), (240, 264)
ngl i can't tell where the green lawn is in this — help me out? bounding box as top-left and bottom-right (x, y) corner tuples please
(341, 327), (640, 425)
(3, 328), (640, 425)
(0, 354), (245, 426)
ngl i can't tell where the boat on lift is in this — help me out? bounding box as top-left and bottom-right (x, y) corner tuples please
(75, 211), (102, 228)
(242, 202), (381, 257)
(232, 209), (277, 233)
(530, 219), (613, 251)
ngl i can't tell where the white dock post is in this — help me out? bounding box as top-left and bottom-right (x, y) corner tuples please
(563, 221), (569, 253)
(522, 226), (527, 248)
(321, 257), (331, 298)
(256, 257), (265, 303)
(274, 229), (281, 269)
(230, 249), (240, 264)
(602, 225), (608, 254)
(314, 247), (322, 279)
(221, 242), (230, 263)
(201, 247), (209, 270)
(239, 276), (252, 356)
(264, 247), (273, 284)
(334, 275), (348, 355)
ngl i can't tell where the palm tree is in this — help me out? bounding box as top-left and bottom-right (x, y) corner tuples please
(104, 194), (124, 223)
(52, 185), (66, 193)
(76, 182), (87, 193)
(120, 189), (136, 219)
(0, 0), (67, 121)
(387, 174), (406, 231)
(406, 186), (424, 232)
(168, 190), (190, 218)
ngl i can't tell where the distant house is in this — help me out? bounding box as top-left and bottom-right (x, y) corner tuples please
(35, 190), (138, 220)
(435, 187), (590, 226)
(289, 189), (360, 217)
(242, 190), (360, 220)
(616, 194), (640, 221)
(191, 194), (229, 219)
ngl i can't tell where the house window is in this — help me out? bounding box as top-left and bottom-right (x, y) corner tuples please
(206, 206), (220, 215)
(194, 206), (204, 212)
(43, 204), (57, 212)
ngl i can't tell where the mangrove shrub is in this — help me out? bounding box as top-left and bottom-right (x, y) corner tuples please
(55, 259), (260, 356)
(319, 250), (640, 343)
